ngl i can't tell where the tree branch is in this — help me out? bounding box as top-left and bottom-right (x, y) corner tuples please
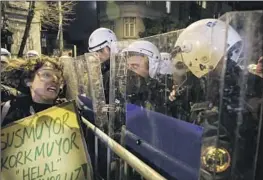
(37, 1), (76, 29)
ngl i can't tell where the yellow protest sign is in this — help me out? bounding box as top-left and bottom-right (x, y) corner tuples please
(1, 101), (93, 180)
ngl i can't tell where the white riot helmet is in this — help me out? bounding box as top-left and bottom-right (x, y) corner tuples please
(1, 48), (11, 58)
(124, 40), (161, 78)
(174, 18), (243, 78)
(88, 28), (117, 52)
(1, 48), (11, 64)
(26, 50), (39, 58)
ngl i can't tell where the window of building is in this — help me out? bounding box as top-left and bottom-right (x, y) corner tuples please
(124, 17), (136, 37)
(196, 1), (202, 6)
(196, 1), (207, 9)
(146, 1), (151, 6)
(202, 1), (207, 9)
(166, 1), (171, 14)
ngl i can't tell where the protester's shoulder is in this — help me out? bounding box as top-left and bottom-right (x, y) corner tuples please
(3, 96), (30, 110)
(1, 83), (24, 98)
(2, 95), (25, 105)
(1, 96), (30, 126)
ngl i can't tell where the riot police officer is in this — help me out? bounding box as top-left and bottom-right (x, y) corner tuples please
(169, 18), (263, 180)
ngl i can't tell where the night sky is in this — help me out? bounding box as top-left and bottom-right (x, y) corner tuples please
(68, 1), (98, 41)
(65, 1), (98, 53)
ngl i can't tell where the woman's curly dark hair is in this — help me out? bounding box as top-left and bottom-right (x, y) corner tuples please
(1, 56), (64, 93)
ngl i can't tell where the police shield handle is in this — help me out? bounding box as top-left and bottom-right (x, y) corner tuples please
(81, 117), (167, 180)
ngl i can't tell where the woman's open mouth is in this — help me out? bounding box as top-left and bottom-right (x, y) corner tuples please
(47, 86), (57, 93)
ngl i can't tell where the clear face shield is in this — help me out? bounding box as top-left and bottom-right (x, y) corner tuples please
(110, 42), (152, 105)
(126, 57), (149, 100)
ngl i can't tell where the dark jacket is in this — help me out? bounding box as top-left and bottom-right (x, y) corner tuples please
(101, 60), (110, 104)
(1, 84), (24, 102)
(1, 95), (65, 127)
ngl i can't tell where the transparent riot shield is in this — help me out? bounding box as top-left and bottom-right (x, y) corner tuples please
(171, 11), (263, 180)
(60, 56), (79, 100)
(140, 29), (187, 116)
(109, 40), (203, 180)
(109, 39), (177, 136)
(140, 29), (184, 52)
(62, 54), (109, 179)
(82, 53), (110, 180)
(62, 53), (108, 129)
(216, 10), (263, 180)
(107, 40), (130, 180)
(82, 53), (109, 130)
(60, 55), (92, 99)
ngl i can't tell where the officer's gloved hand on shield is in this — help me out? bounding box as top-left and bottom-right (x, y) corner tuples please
(168, 56), (188, 102)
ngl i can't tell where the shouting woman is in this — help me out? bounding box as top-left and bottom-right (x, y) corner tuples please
(1, 56), (66, 126)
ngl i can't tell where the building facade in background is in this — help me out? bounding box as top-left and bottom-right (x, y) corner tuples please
(99, 1), (233, 40)
(1, 1), (41, 56)
(99, 1), (164, 40)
